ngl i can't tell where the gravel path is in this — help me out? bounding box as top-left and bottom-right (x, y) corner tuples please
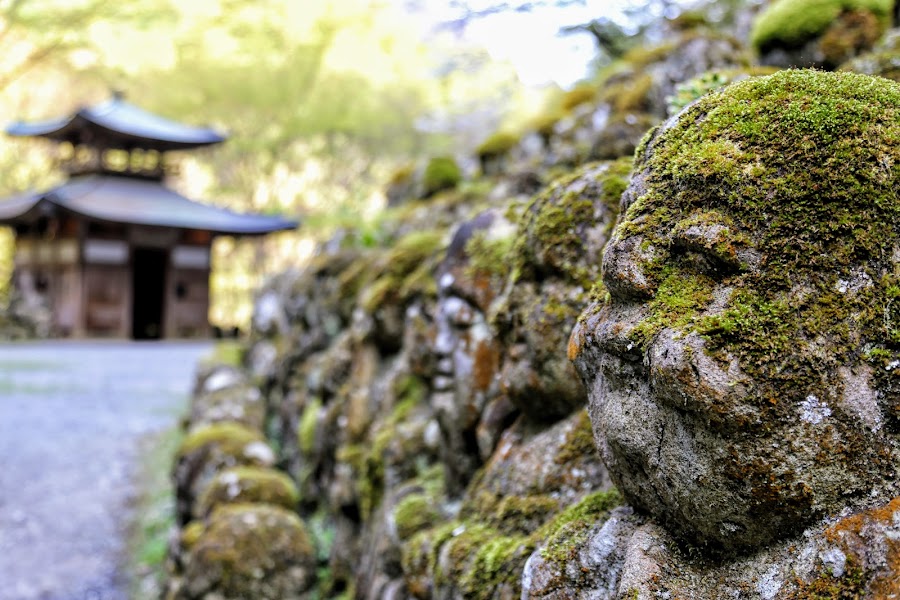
(0, 341), (212, 600)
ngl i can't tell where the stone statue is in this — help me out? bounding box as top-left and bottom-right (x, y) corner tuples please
(494, 158), (630, 422)
(561, 69), (900, 596)
(431, 208), (514, 494)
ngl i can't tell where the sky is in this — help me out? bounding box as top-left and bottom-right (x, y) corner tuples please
(410, 0), (634, 87)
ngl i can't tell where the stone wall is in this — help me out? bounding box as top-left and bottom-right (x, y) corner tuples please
(161, 11), (900, 600)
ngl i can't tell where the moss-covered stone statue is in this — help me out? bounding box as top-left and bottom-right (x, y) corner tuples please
(430, 208), (516, 495)
(564, 69), (900, 596)
(170, 503), (316, 600)
(492, 158), (631, 422)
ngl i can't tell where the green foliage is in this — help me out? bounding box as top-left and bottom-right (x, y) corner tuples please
(422, 157), (462, 197)
(560, 85), (598, 112)
(750, 0), (892, 51)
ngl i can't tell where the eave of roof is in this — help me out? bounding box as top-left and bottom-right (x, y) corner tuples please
(0, 175), (297, 236)
(6, 97), (226, 151)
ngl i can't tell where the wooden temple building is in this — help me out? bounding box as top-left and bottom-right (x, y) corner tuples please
(0, 95), (296, 339)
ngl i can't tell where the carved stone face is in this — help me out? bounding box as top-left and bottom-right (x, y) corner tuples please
(571, 70), (900, 554)
(430, 210), (508, 492)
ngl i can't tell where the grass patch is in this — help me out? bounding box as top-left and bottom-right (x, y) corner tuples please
(126, 426), (183, 600)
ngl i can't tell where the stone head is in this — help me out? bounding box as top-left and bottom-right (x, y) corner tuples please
(494, 159), (630, 421)
(431, 210), (512, 427)
(429, 209), (514, 491)
(570, 70), (900, 554)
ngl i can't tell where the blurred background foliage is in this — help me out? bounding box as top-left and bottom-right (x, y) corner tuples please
(0, 0), (753, 329)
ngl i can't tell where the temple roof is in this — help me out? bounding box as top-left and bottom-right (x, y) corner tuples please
(0, 175), (297, 236)
(6, 96), (226, 152)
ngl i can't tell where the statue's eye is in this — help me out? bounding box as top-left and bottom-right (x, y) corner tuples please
(671, 219), (753, 277)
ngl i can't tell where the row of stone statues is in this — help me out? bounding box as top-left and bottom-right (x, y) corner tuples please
(160, 3), (900, 595)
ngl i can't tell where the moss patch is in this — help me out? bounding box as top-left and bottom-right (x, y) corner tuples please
(197, 466), (300, 516)
(512, 157), (631, 288)
(185, 503), (315, 597)
(178, 422), (264, 457)
(751, 0), (892, 53)
(298, 396), (322, 455)
(358, 229), (446, 313)
(610, 70), (900, 389)
(476, 131), (520, 159)
(537, 489), (623, 568)
(422, 156), (462, 197)
(394, 493), (441, 540)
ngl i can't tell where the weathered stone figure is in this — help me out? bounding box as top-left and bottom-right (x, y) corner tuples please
(571, 69), (900, 556)
(431, 209), (513, 495)
(494, 159), (630, 422)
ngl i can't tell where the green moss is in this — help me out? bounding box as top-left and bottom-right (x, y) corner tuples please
(751, 0), (892, 52)
(181, 520), (206, 550)
(789, 560), (868, 599)
(537, 489), (623, 567)
(359, 230), (446, 312)
(297, 396), (322, 455)
(197, 466), (300, 516)
(496, 158), (630, 302)
(458, 532), (535, 596)
(200, 341), (245, 368)
(476, 131), (520, 158)
(188, 503), (314, 596)
(178, 422), (263, 457)
(464, 228), (516, 278)
(597, 68), (900, 430)
(554, 409), (597, 466)
(394, 493), (441, 540)
(426, 489), (622, 598)
(387, 163), (415, 186)
(629, 264), (716, 348)
(394, 373), (427, 405)
(530, 110), (563, 138)
(491, 495), (561, 535)
(436, 523), (535, 598)
(423, 156), (462, 197)
(618, 42), (677, 71)
(402, 521), (459, 591)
